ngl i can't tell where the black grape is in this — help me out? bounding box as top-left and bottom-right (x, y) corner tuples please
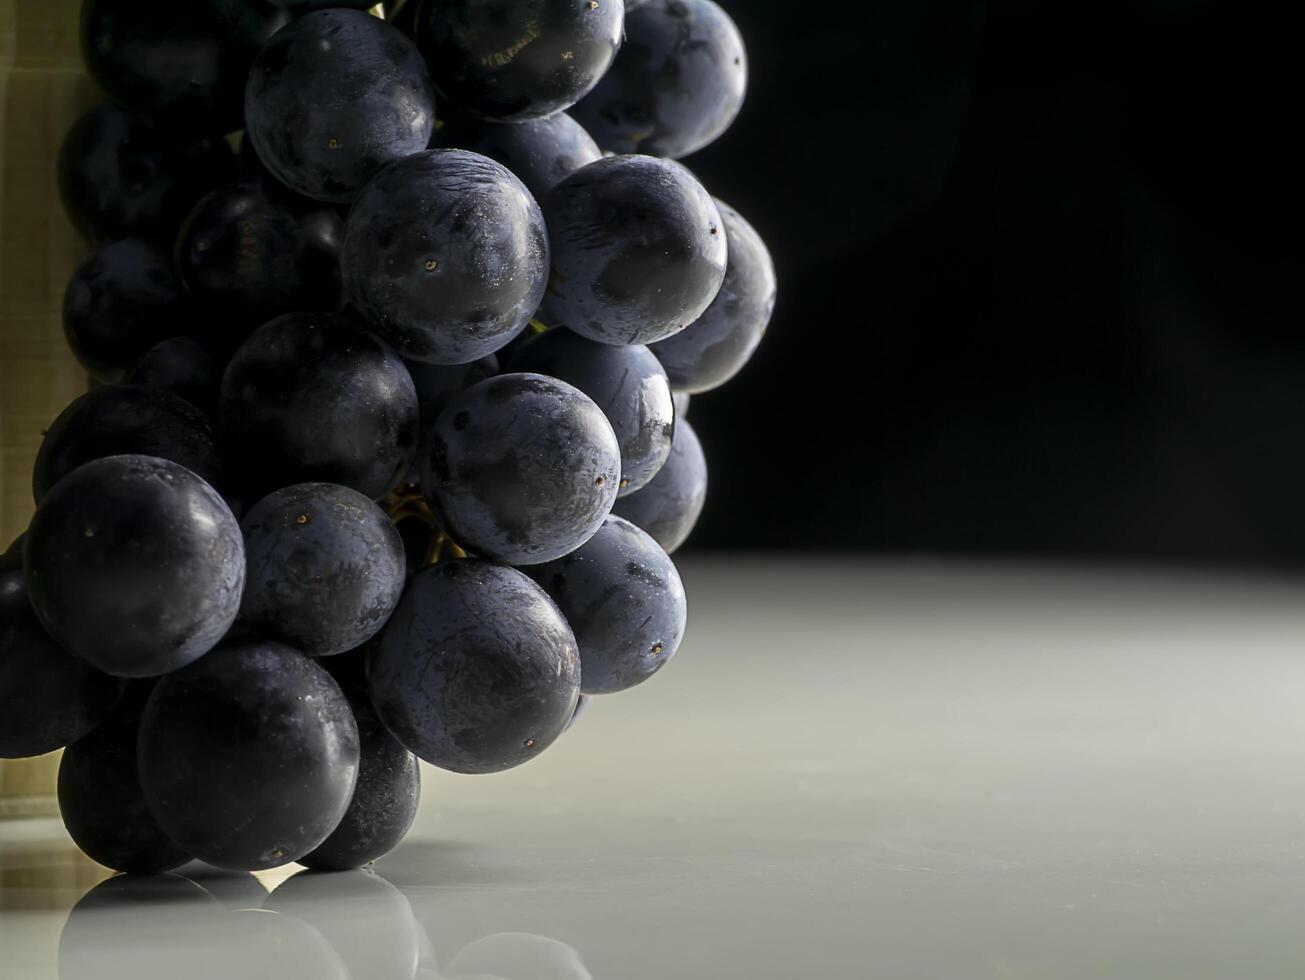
(62, 238), (188, 383)
(1, 551), (125, 759)
(422, 373), (619, 564)
(239, 483), (406, 657)
(527, 515), (686, 694)
(406, 353), (499, 439)
(79, 0), (289, 132)
(508, 328), (673, 495)
(368, 559), (579, 773)
(343, 149), (549, 365)
(33, 385), (224, 502)
(138, 639), (360, 871)
(299, 686), (421, 871)
(651, 199), (777, 392)
(612, 417), (707, 554)
(571, 0), (746, 159)
(434, 111), (602, 204)
(219, 313), (419, 500)
(624, 0), (652, 7)
(245, 10), (434, 204)
(175, 177), (343, 338)
(541, 155), (726, 345)
(126, 336), (224, 419)
(57, 682), (190, 875)
(672, 390), (691, 420)
(24, 454), (245, 678)
(414, 0), (624, 122)
(57, 103), (235, 246)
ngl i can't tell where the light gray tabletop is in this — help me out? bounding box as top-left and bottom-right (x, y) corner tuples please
(5, 558), (1305, 979)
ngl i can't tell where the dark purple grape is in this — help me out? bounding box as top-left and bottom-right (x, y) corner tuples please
(526, 515), (685, 694)
(299, 686), (420, 871)
(245, 10), (434, 203)
(138, 639), (360, 871)
(33, 385), (224, 503)
(672, 390), (690, 419)
(650, 200), (776, 392)
(25, 455), (245, 678)
(62, 238), (188, 383)
(406, 353), (499, 438)
(58, 683), (190, 874)
(565, 693), (590, 731)
(414, 0), (624, 122)
(422, 373), (619, 564)
(342, 149), (549, 365)
(571, 0), (746, 159)
(508, 328), (673, 495)
(126, 336), (224, 419)
(79, 0), (289, 132)
(175, 177), (343, 337)
(541, 155), (726, 345)
(433, 111), (602, 204)
(219, 313), (419, 500)
(57, 103), (236, 246)
(612, 417), (706, 554)
(239, 483), (405, 657)
(1, 552), (125, 759)
(369, 559), (579, 773)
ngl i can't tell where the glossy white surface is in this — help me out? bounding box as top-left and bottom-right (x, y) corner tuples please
(6, 559), (1305, 978)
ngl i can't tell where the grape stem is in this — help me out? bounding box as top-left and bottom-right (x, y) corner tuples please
(527, 318), (549, 335)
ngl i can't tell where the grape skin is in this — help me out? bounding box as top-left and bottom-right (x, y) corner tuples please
(527, 515), (686, 694)
(369, 559), (580, 774)
(25, 454), (245, 678)
(298, 685), (421, 871)
(33, 385), (224, 504)
(572, 0), (747, 159)
(415, 0), (624, 122)
(541, 155), (727, 346)
(650, 199), (777, 393)
(239, 483), (406, 657)
(342, 149), (550, 365)
(245, 9), (435, 203)
(612, 417), (707, 554)
(508, 327), (674, 496)
(433, 111), (602, 204)
(57, 103), (236, 246)
(126, 336), (223, 420)
(1, 552), (125, 759)
(57, 683), (190, 875)
(62, 238), (189, 383)
(138, 639), (360, 871)
(219, 312), (419, 500)
(422, 372), (620, 565)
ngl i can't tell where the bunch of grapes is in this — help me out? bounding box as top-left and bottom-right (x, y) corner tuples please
(0, 0), (775, 876)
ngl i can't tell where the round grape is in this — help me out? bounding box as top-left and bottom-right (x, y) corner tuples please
(369, 559), (580, 774)
(219, 313), (419, 500)
(57, 103), (235, 245)
(650, 199), (776, 392)
(239, 483), (406, 657)
(342, 149), (549, 365)
(126, 336), (223, 419)
(62, 238), (188, 383)
(508, 328), (673, 495)
(612, 417), (706, 554)
(415, 0), (624, 122)
(422, 372), (620, 564)
(33, 384), (224, 503)
(433, 110), (602, 204)
(58, 683), (190, 874)
(25, 454), (244, 678)
(245, 9), (434, 203)
(541, 155), (726, 345)
(571, 0), (746, 159)
(138, 639), (359, 871)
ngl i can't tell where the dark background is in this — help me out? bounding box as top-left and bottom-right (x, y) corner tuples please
(680, 0), (1303, 563)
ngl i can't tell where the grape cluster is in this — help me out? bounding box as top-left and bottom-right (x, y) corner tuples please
(1, 0), (775, 875)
